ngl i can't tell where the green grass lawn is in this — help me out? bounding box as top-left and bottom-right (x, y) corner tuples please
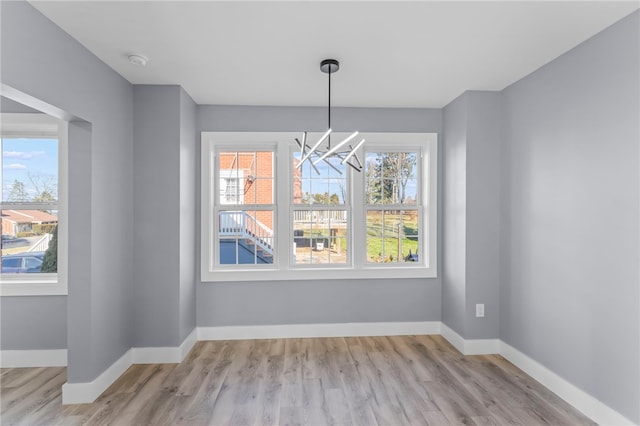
(366, 211), (419, 262)
(367, 237), (418, 262)
(294, 211), (419, 262)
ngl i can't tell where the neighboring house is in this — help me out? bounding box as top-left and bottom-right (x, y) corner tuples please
(292, 158), (302, 203)
(217, 153), (304, 264)
(218, 152), (302, 230)
(1, 210), (58, 237)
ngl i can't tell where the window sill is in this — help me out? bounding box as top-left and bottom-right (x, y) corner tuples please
(0, 275), (67, 296)
(201, 265), (437, 282)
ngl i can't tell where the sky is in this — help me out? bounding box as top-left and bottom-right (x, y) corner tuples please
(293, 150), (419, 204)
(1, 137), (58, 202)
(294, 152), (347, 202)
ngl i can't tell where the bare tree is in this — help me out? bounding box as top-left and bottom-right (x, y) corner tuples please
(28, 172), (57, 202)
(366, 152), (417, 204)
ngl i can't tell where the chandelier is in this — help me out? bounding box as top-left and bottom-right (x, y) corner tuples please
(295, 59), (365, 174)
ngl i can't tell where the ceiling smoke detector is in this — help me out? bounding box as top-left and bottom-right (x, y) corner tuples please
(128, 54), (148, 67)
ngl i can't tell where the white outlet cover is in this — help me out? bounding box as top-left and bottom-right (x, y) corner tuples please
(476, 304), (485, 318)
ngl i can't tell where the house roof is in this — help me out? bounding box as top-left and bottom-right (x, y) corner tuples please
(1, 209), (58, 224)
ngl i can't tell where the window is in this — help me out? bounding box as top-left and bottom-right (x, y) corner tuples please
(292, 145), (348, 266)
(365, 151), (420, 263)
(214, 150), (275, 266)
(1, 113), (67, 296)
(201, 132), (437, 281)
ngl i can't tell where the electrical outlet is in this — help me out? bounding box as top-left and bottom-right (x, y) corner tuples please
(476, 304), (485, 318)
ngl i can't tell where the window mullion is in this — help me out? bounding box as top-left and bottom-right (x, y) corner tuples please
(352, 160), (364, 267)
(276, 141), (290, 269)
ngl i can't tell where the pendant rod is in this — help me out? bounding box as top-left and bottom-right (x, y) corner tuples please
(320, 59), (339, 150)
(327, 66), (331, 149)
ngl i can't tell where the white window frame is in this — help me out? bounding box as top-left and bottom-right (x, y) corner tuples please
(201, 131), (437, 282)
(0, 113), (68, 296)
(290, 142), (351, 268)
(211, 144), (278, 270)
(362, 146), (424, 267)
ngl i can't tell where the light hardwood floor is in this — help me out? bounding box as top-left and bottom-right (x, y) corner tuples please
(1, 335), (595, 425)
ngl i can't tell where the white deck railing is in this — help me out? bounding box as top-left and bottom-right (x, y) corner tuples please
(219, 211), (274, 256)
(292, 210), (347, 223)
(27, 233), (52, 252)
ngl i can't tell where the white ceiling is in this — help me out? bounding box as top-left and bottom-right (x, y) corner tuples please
(29, 1), (639, 108)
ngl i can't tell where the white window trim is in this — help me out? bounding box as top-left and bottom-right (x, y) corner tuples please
(361, 145), (424, 267)
(201, 131), (437, 282)
(1, 113), (68, 296)
(211, 144), (278, 271)
(290, 142), (352, 269)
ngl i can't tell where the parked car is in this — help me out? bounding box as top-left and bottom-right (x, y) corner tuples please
(1, 234), (30, 249)
(1, 252), (45, 273)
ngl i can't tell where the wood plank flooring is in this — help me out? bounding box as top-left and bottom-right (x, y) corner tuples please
(1, 335), (595, 425)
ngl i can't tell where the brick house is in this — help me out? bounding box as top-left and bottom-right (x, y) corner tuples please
(218, 151), (302, 230)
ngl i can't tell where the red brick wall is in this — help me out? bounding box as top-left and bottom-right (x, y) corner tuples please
(218, 151), (303, 233)
(292, 158), (302, 203)
(219, 151), (274, 229)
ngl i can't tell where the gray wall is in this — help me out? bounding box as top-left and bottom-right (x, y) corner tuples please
(0, 296), (66, 350)
(196, 106), (443, 326)
(442, 91), (501, 339)
(179, 88), (197, 342)
(500, 11), (639, 423)
(132, 85), (197, 347)
(465, 91), (501, 339)
(1, 1), (134, 382)
(442, 94), (467, 335)
(133, 86), (181, 347)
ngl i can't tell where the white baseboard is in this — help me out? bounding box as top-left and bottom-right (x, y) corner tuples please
(440, 323), (466, 353)
(440, 328), (634, 424)
(499, 341), (635, 426)
(465, 338), (500, 355)
(62, 348), (132, 404)
(61, 328), (197, 404)
(179, 328), (198, 360)
(197, 321), (441, 341)
(26, 323), (637, 425)
(440, 323), (500, 355)
(0, 349), (67, 368)
(132, 346), (180, 364)
(132, 328), (198, 364)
